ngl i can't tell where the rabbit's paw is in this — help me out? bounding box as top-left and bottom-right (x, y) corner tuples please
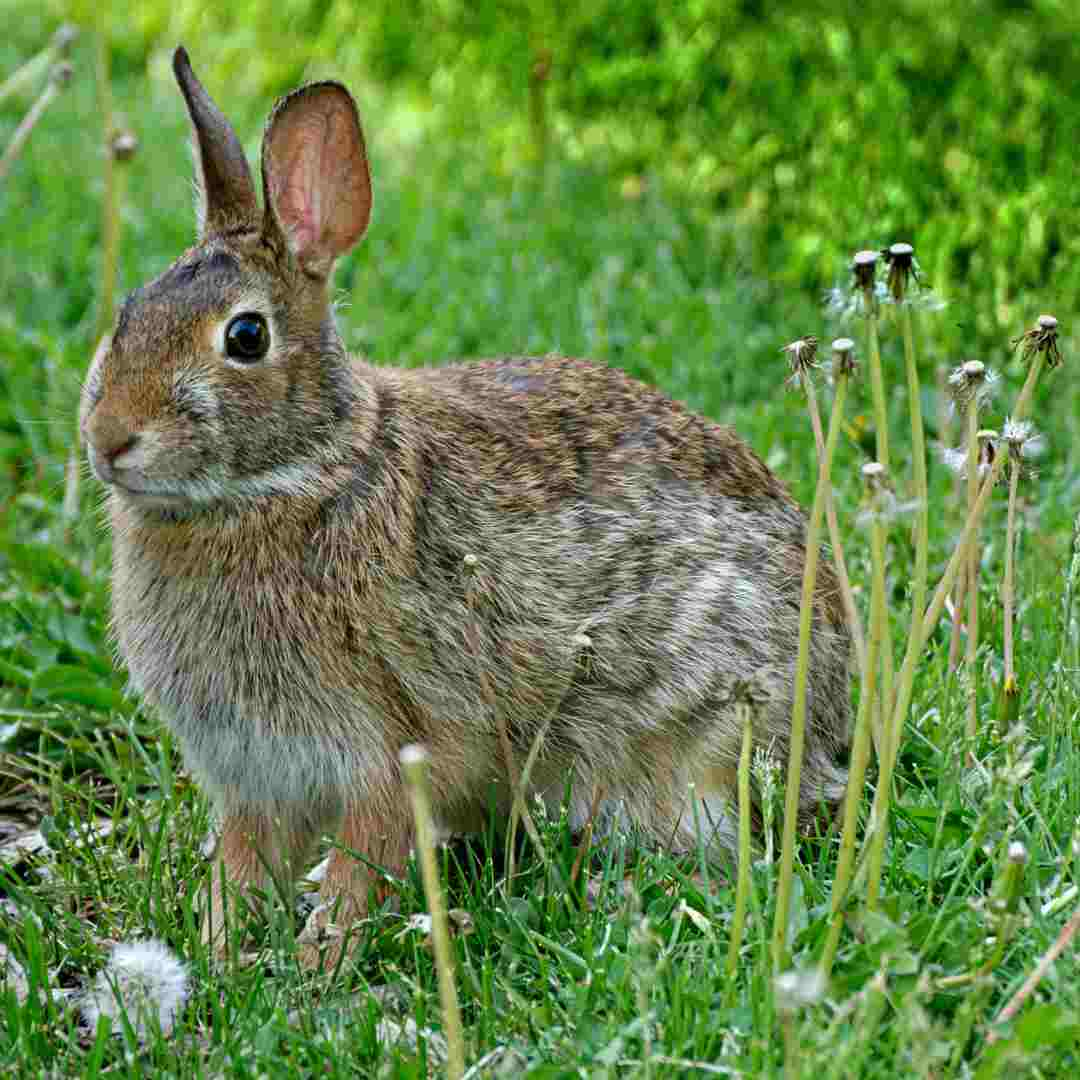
(296, 898), (366, 971)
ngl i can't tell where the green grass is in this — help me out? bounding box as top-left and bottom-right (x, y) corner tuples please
(3, 7), (1080, 1077)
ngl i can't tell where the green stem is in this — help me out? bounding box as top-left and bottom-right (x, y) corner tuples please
(887, 353), (1047, 823)
(822, 487), (884, 970)
(726, 699), (754, 984)
(964, 401), (980, 744)
(1003, 461), (1019, 687)
(400, 747), (466, 1080)
(804, 373), (865, 675)
(772, 373), (845, 970)
(866, 307), (890, 471)
(900, 303), (929, 666)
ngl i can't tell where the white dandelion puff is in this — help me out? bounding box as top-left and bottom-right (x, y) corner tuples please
(81, 939), (189, 1040)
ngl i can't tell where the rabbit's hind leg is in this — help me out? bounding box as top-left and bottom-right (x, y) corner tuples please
(297, 791), (413, 970)
(202, 807), (321, 958)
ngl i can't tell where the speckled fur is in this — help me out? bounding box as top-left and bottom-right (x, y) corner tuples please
(81, 49), (852, 966)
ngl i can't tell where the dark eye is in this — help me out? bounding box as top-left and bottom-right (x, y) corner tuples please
(224, 313), (270, 362)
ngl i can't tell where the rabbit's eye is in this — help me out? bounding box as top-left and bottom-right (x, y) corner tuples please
(224, 313), (270, 362)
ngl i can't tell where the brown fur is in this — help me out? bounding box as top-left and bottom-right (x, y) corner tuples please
(80, 48), (852, 968)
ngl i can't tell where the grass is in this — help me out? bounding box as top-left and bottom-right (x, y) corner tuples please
(3, 9), (1080, 1077)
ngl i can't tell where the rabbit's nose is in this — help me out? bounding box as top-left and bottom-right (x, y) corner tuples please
(86, 412), (140, 478)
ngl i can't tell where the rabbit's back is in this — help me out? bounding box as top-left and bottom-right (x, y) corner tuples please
(340, 353), (850, 835)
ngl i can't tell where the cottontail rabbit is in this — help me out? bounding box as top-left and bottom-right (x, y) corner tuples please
(80, 47), (851, 967)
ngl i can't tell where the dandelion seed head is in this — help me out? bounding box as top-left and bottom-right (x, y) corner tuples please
(830, 337), (857, 378)
(883, 241), (920, 301)
(781, 336), (819, 388)
(1013, 314), (1063, 367)
(851, 249), (880, 293)
(948, 361), (997, 413)
(1008, 841), (1028, 865)
(81, 939), (188, 1039)
(774, 967), (826, 1014)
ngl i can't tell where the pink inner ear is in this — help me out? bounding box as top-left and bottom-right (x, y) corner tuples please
(275, 114), (328, 256)
(265, 89), (371, 272)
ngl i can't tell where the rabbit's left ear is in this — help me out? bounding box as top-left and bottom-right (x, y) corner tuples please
(260, 81), (372, 278)
(172, 46), (260, 237)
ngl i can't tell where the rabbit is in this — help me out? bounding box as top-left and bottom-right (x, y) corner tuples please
(80, 46), (852, 968)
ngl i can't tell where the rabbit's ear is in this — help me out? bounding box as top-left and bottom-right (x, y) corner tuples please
(260, 82), (372, 278)
(172, 47), (259, 237)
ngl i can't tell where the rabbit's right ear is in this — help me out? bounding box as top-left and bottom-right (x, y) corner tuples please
(172, 47), (259, 236)
(260, 82), (372, 278)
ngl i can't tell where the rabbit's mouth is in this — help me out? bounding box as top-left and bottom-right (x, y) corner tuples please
(109, 480), (194, 512)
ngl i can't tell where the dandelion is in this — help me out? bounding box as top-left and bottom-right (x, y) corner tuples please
(822, 462), (891, 967)
(1000, 420), (1044, 723)
(1013, 314), (1062, 369)
(775, 967), (825, 1080)
(946, 361), (998, 415)
(781, 335), (819, 389)
(400, 746), (466, 1080)
(773, 328), (845, 970)
(81, 939), (188, 1040)
(945, 363), (996, 747)
(882, 241), (919, 301)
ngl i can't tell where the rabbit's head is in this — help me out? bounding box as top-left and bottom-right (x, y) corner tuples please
(80, 47), (372, 514)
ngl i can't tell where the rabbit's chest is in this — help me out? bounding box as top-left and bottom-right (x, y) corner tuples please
(111, 553), (389, 808)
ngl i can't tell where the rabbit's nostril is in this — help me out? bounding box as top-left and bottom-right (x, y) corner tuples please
(104, 434), (138, 465)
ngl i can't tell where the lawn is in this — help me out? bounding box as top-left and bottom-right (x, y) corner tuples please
(2, 3), (1080, 1076)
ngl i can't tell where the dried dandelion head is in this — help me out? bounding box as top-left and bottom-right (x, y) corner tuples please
(939, 431), (1001, 484)
(1012, 314), (1062, 369)
(111, 130), (139, 162)
(851, 249), (880, 294)
(947, 360), (997, 414)
(883, 241), (919, 301)
(781, 336), (819, 389)
(774, 968), (827, 1015)
(1001, 417), (1044, 479)
(81, 939), (189, 1040)
(857, 461), (919, 526)
(830, 337), (858, 379)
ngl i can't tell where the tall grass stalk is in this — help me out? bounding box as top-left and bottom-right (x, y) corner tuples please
(725, 692), (754, 984)
(963, 378), (982, 745)
(772, 338), (843, 970)
(0, 23), (76, 105)
(888, 326), (1054, 783)
(821, 462), (887, 971)
(803, 338), (865, 673)
(0, 62), (72, 184)
(889, 243), (930, 720)
(400, 745), (466, 1080)
(852, 251), (892, 752)
(865, 334), (1052, 911)
(1001, 431), (1023, 712)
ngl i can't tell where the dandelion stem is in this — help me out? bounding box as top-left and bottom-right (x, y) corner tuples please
(1003, 459), (1020, 688)
(899, 296), (930, 679)
(822, 466), (885, 970)
(804, 351), (865, 674)
(772, 368), (845, 970)
(0, 63), (71, 185)
(726, 697), (754, 983)
(400, 746), (466, 1080)
(889, 351), (1048, 791)
(964, 399), (981, 745)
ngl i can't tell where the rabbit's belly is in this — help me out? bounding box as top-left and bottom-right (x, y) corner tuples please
(132, 657), (383, 814)
(173, 711), (361, 815)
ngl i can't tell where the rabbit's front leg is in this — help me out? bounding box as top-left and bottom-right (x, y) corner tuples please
(297, 793), (414, 970)
(202, 808), (319, 957)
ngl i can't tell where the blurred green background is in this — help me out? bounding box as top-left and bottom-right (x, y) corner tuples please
(1, 0), (1078, 538)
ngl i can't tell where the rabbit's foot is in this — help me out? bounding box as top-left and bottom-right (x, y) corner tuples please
(296, 897), (367, 971)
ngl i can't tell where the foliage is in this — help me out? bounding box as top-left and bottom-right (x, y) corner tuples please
(2, 3), (1080, 1076)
